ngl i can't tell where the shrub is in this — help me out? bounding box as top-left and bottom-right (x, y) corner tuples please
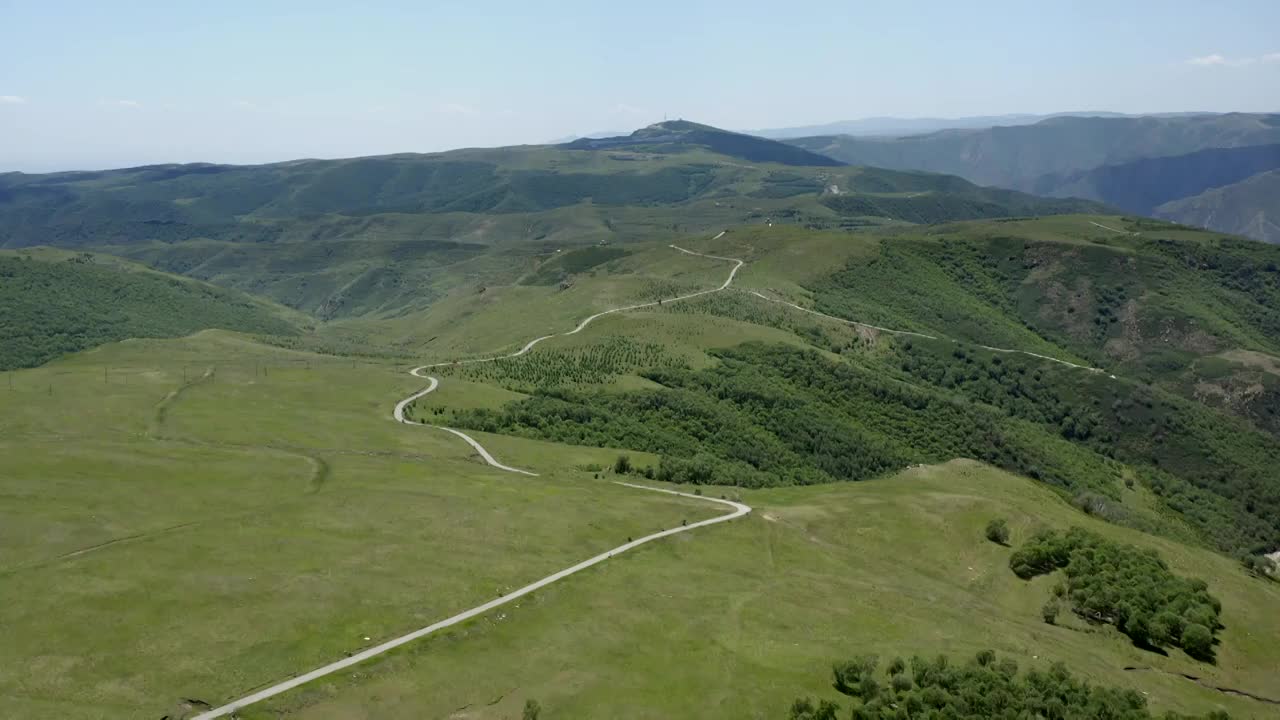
(985, 518), (1010, 545)
(1042, 599), (1060, 625)
(613, 455), (632, 474)
(789, 698), (839, 720)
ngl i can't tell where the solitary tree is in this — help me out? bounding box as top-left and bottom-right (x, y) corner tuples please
(613, 455), (632, 474)
(523, 699), (542, 720)
(985, 518), (1010, 545)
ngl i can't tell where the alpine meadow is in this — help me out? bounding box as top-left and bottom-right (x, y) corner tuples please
(3, 4), (1280, 719)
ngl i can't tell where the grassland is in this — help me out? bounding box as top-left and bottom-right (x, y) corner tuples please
(3, 211), (1280, 719)
(243, 461), (1280, 720)
(0, 332), (716, 720)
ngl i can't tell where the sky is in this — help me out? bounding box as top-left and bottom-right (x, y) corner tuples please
(2, 0), (1279, 172)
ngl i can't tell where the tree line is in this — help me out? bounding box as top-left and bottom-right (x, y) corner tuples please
(790, 651), (1228, 720)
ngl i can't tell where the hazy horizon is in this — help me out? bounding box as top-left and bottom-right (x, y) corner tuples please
(3, 0), (1279, 172)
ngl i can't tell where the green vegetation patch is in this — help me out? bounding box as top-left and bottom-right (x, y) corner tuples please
(521, 246), (632, 286)
(894, 339), (1280, 556)
(1011, 528), (1222, 660)
(0, 251), (299, 369)
(444, 342), (1122, 498)
(792, 651), (1229, 720)
(749, 171), (825, 199)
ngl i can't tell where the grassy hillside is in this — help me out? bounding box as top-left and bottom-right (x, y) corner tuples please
(407, 218), (1280, 553)
(246, 461), (1280, 720)
(787, 113), (1280, 191)
(3, 214), (1280, 718)
(0, 332), (709, 719)
(0, 248), (303, 369)
(1157, 170), (1280, 244)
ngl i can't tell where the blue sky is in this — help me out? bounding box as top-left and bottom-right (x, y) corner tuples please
(2, 0), (1278, 171)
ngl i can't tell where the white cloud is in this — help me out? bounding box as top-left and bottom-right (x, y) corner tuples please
(438, 102), (477, 115)
(1187, 54), (1228, 66)
(112, 99), (142, 108)
(609, 103), (646, 115)
(233, 99), (256, 109)
(0, 95), (27, 104)
(1186, 52), (1280, 68)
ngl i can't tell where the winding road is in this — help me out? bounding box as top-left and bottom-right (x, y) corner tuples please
(193, 229), (1107, 719)
(191, 236), (751, 720)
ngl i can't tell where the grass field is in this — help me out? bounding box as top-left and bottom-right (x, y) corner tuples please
(242, 460), (1280, 719)
(0, 333), (717, 720)
(4, 215), (1280, 719)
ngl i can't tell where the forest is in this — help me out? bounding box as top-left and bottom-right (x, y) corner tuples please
(439, 335), (1280, 557)
(894, 339), (1280, 556)
(444, 342), (1122, 497)
(0, 253), (298, 370)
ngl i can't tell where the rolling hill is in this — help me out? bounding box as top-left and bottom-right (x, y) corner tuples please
(3, 207), (1279, 718)
(0, 247), (304, 369)
(562, 120), (845, 166)
(0, 123), (1108, 320)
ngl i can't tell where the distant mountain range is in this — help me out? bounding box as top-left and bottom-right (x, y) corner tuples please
(751, 112), (1216, 140)
(0, 120), (1106, 318)
(1033, 144), (1280, 213)
(1156, 169), (1280, 244)
(785, 113), (1280, 242)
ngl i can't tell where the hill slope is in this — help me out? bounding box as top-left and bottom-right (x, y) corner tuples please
(0, 127), (1108, 321)
(1035, 144), (1280, 216)
(787, 113), (1280, 191)
(0, 248), (303, 369)
(1156, 169), (1280, 244)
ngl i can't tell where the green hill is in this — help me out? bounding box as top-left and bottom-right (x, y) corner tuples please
(563, 120), (845, 166)
(0, 248), (304, 369)
(0, 127), (1108, 321)
(359, 216), (1279, 562)
(1156, 169), (1280, 244)
(787, 113), (1280, 192)
(3, 213), (1280, 718)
